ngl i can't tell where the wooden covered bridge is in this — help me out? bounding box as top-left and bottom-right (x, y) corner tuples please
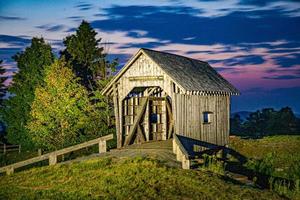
(0, 48), (240, 175)
(102, 48), (239, 150)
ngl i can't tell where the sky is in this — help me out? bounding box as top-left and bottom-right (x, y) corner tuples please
(0, 0), (300, 113)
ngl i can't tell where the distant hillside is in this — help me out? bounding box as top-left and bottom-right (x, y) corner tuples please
(232, 111), (300, 120)
(231, 111), (252, 121)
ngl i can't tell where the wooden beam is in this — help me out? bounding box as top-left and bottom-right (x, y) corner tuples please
(0, 134), (114, 175)
(124, 97), (149, 146)
(128, 75), (164, 81)
(137, 124), (146, 143)
(113, 84), (121, 148)
(166, 99), (174, 139)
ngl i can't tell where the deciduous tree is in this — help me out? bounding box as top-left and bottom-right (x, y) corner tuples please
(27, 59), (90, 150)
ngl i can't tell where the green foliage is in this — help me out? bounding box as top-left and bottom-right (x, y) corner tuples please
(2, 38), (54, 149)
(61, 20), (117, 90)
(269, 177), (300, 199)
(27, 59), (91, 150)
(230, 107), (300, 137)
(0, 60), (7, 105)
(200, 154), (226, 175)
(230, 114), (243, 135)
(245, 153), (275, 176)
(27, 59), (115, 150)
(85, 82), (115, 141)
(0, 157), (282, 199)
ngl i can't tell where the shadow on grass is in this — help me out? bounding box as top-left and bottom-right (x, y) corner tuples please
(176, 134), (296, 190)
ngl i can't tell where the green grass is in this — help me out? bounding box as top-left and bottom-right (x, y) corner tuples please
(229, 135), (300, 179)
(229, 135), (300, 199)
(0, 156), (282, 200)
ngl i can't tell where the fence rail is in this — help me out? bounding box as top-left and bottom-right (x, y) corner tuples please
(0, 134), (114, 175)
(0, 144), (21, 154)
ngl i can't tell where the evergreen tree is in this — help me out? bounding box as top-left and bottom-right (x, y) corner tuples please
(0, 60), (7, 106)
(27, 59), (90, 150)
(2, 38), (54, 148)
(230, 114), (243, 135)
(272, 107), (298, 134)
(61, 20), (117, 90)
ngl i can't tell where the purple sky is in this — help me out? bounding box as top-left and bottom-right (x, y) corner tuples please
(0, 0), (300, 113)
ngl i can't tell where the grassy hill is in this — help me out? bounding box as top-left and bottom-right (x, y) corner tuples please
(0, 156), (282, 200)
(230, 135), (300, 179)
(1, 137), (300, 199)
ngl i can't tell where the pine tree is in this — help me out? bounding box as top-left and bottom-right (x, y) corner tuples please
(2, 38), (54, 148)
(0, 60), (7, 106)
(61, 20), (117, 90)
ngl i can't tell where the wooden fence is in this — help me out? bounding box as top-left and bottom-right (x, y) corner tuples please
(0, 144), (21, 154)
(0, 134), (113, 175)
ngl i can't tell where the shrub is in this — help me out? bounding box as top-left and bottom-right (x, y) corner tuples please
(200, 154), (226, 175)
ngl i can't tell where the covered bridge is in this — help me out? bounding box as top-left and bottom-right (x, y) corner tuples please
(102, 48), (239, 148)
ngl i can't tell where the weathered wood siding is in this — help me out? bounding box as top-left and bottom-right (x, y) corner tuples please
(117, 53), (178, 100)
(174, 94), (230, 146)
(112, 52), (231, 147)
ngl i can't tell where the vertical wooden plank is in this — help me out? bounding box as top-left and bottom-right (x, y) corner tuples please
(162, 99), (167, 140)
(113, 84), (121, 148)
(144, 99), (150, 141)
(226, 95), (230, 145)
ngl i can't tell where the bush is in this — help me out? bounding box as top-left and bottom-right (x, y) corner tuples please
(245, 152), (275, 176)
(200, 154), (226, 175)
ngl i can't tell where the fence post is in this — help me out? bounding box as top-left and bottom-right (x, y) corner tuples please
(38, 149), (42, 156)
(49, 153), (57, 166)
(99, 140), (107, 153)
(182, 156), (191, 169)
(6, 167), (14, 175)
(3, 143), (6, 154)
(18, 145), (21, 154)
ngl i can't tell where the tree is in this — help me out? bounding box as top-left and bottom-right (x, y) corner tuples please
(271, 107), (298, 134)
(2, 38), (54, 148)
(230, 114), (243, 135)
(240, 107), (300, 137)
(85, 79), (115, 140)
(61, 20), (117, 90)
(0, 60), (7, 105)
(27, 59), (91, 150)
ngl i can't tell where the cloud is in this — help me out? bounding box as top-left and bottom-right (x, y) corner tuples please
(0, 15), (26, 21)
(0, 35), (30, 48)
(66, 16), (84, 22)
(91, 5), (300, 46)
(263, 75), (300, 80)
(274, 53), (300, 68)
(75, 3), (93, 11)
(36, 24), (66, 32)
(212, 55), (265, 66)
